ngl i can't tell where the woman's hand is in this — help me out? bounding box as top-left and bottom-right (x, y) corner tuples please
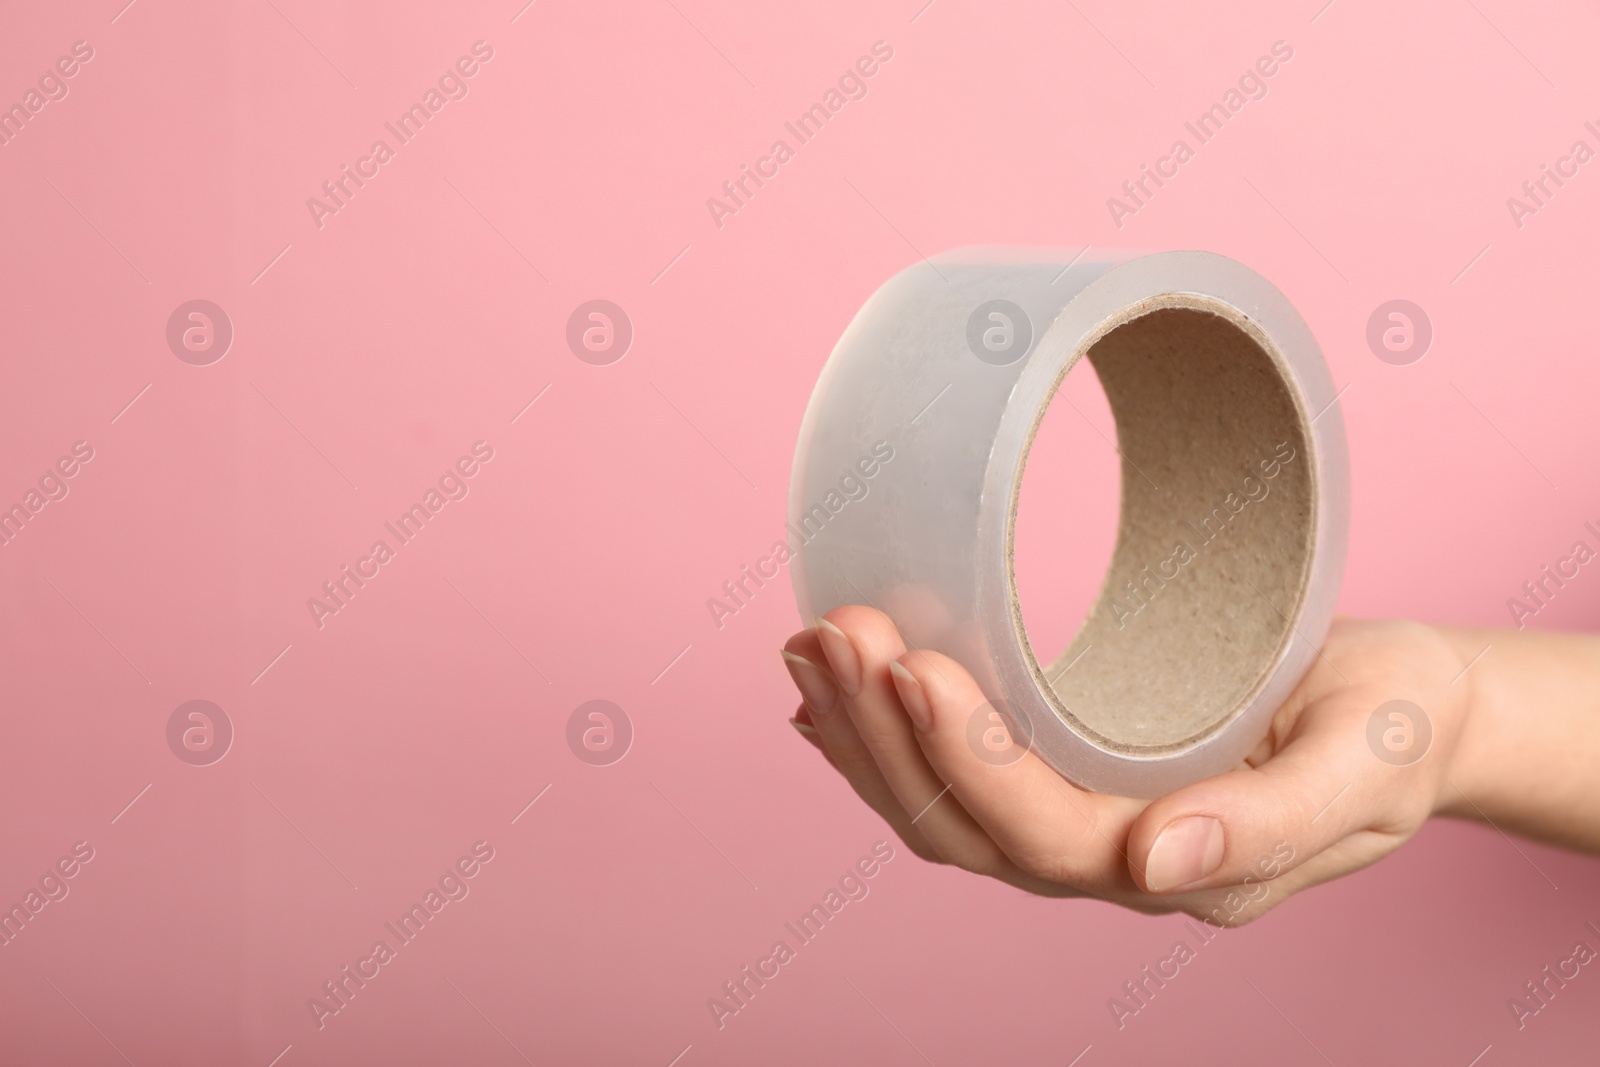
(781, 609), (1475, 925)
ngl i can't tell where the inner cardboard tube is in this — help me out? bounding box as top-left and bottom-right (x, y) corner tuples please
(1012, 297), (1316, 755)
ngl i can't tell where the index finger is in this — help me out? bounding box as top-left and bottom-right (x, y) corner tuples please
(890, 647), (1149, 895)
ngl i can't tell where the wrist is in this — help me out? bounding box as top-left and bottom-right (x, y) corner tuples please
(1430, 626), (1489, 820)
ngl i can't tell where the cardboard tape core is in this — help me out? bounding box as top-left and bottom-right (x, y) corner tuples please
(790, 248), (1347, 796)
(1015, 299), (1316, 754)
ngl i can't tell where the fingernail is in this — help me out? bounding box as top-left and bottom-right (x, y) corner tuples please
(1145, 816), (1225, 892)
(889, 660), (932, 732)
(781, 650), (839, 716)
(789, 718), (824, 750)
(814, 617), (863, 696)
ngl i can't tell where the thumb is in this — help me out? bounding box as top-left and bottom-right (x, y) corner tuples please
(1126, 702), (1406, 894)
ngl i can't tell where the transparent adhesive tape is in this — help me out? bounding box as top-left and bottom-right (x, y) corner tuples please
(788, 248), (1348, 798)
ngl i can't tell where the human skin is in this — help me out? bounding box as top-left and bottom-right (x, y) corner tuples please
(779, 609), (1600, 924)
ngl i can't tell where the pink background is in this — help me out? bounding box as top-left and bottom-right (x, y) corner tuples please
(3, 0), (1599, 1063)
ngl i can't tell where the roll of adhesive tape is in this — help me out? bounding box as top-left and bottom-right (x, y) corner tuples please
(788, 248), (1348, 798)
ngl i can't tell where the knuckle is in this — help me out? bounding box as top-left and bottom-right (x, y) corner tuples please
(1004, 846), (1051, 881)
(852, 717), (910, 754)
(828, 605), (901, 652)
(1008, 844), (1073, 883)
(1046, 783), (1119, 860)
